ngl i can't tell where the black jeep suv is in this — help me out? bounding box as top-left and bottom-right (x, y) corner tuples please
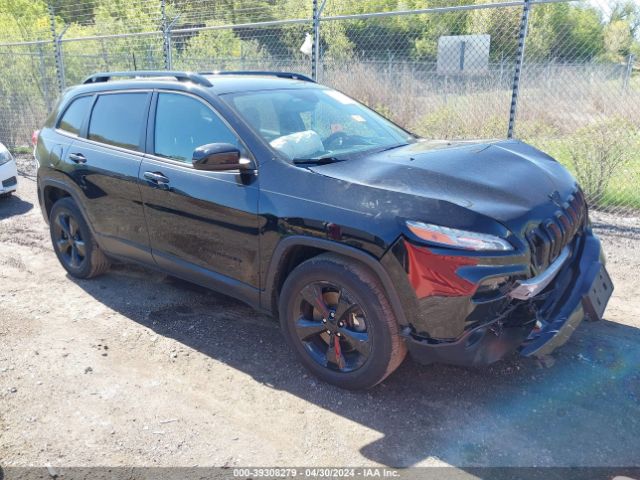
(35, 70), (613, 389)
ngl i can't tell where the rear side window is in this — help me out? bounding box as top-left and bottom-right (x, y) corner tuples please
(58, 96), (92, 135)
(88, 93), (149, 151)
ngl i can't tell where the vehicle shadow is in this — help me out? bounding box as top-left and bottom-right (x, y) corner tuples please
(592, 221), (640, 241)
(0, 194), (33, 220)
(70, 265), (640, 468)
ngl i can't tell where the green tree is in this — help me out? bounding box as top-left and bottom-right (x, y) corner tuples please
(527, 3), (603, 61)
(175, 25), (266, 71)
(0, 0), (50, 42)
(609, 0), (640, 37)
(604, 19), (634, 61)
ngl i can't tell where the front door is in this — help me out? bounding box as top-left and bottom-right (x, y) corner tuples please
(139, 91), (260, 300)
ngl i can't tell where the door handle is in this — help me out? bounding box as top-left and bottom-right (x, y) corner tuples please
(143, 171), (170, 185)
(68, 152), (86, 164)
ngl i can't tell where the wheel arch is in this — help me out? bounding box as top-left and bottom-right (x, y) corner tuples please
(263, 236), (408, 329)
(39, 179), (98, 238)
(42, 184), (72, 220)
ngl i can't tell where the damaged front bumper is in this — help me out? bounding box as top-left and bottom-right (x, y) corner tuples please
(518, 233), (612, 358)
(391, 229), (612, 367)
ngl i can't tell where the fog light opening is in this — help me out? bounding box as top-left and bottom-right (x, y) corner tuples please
(473, 275), (511, 301)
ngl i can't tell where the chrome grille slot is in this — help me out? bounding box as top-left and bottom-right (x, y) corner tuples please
(526, 189), (586, 274)
(546, 221), (563, 261)
(556, 212), (571, 246)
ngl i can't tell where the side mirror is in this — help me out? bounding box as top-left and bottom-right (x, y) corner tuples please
(192, 143), (254, 172)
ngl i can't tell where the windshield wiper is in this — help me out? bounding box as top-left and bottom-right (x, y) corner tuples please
(374, 142), (410, 153)
(293, 156), (345, 165)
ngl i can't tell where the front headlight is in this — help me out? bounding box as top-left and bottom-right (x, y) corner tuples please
(0, 145), (13, 166)
(406, 221), (513, 251)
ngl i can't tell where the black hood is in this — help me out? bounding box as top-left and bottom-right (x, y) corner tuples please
(309, 139), (577, 227)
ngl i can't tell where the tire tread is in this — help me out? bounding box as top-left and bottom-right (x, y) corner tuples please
(316, 253), (407, 385)
(49, 197), (110, 279)
(279, 252), (407, 389)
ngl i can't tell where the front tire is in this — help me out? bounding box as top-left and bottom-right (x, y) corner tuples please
(279, 253), (406, 390)
(49, 197), (110, 279)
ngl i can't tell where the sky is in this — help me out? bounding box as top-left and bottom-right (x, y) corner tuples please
(587, 0), (640, 18)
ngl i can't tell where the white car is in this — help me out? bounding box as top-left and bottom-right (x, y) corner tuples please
(0, 142), (18, 198)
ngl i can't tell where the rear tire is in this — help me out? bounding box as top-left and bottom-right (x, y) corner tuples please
(279, 253), (406, 390)
(49, 197), (110, 279)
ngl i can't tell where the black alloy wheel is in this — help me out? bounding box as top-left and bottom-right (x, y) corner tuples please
(294, 281), (371, 372)
(49, 197), (110, 279)
(53, 212), (86, 269)
(279, 253), (407, 390)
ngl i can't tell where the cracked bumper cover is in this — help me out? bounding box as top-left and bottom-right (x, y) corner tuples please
(518, 233), (611, 358)
(391, 231), (609, 367)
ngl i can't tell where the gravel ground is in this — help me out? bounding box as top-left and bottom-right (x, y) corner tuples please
(1, 155), (639, 469)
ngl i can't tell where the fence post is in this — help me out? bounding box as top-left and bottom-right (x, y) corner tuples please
(161, 0), (171, 70)
(507, 0), (532, 139)
(622, 53), (635, 93)
(48, 3), (66, 92)
(312, 0), (328, 81)
(311, 0), (318, 80)
(37, 43), (52, 110)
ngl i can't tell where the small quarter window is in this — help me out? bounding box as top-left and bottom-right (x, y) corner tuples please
(88, 93), (149, 151)
(58, 96), (92, 135)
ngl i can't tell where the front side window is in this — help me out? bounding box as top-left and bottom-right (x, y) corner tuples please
(154, 93), (241, 163)
(58, 96), (93, 135)
(88, 93), (149, 151)
(225, 87), (414, 161)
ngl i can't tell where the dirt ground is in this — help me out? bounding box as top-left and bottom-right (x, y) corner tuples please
(1, 155), (639, 469)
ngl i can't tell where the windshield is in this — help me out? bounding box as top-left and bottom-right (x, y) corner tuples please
(223, 87), (415, 162)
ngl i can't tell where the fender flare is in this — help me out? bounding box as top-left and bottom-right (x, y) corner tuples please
(39, 178), (97, 236)
(263, 235), (408, 328)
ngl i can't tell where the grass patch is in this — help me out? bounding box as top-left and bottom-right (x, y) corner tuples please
(528, 125), (640, 211)
(10, 145), (32, 155)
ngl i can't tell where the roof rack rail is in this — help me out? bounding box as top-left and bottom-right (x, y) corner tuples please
(82, 71), (213, 87)
(202, 70), (315, 83)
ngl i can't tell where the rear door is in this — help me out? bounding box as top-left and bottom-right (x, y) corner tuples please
(139, 91), (260, 300)
(64, 90), (153, 263)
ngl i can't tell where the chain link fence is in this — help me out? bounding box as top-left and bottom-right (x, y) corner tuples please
(316, 3), (524, 144)
(518, 1), (640, 215)
(0, 0), (638, 218)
